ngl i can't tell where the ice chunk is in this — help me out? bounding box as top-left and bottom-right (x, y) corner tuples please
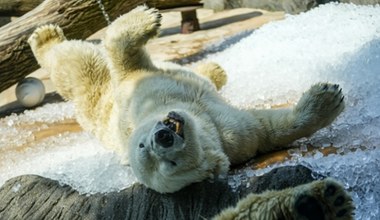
(43, 149), (137, 194)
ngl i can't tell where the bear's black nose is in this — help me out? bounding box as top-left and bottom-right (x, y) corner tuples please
(155, 129), (174, 148)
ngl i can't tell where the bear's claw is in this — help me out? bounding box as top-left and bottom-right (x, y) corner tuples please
(105, 5), (162, 44)
(294, 82), (345, 130)
(28, 24), (66, 56)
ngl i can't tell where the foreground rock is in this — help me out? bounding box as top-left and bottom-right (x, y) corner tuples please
(203, 0), (380, 14)
(0, 165), (315, 220)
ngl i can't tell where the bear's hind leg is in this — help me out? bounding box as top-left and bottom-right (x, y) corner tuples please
(104, 5), (161, 80)
(293, 83), (345, 132)
(28, 25), (110, 111)
(195, 62), (227, 91)
(213, 178), (354, 220)
(248, 83), (344, 153)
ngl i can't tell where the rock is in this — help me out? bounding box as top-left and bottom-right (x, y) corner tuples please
(241, 164), (318, 195)
(203, 0), (318, 14)
(203, 0), (380, 15)
(282, 0), (318, 14)
(340, 0), (380, 4)
(0, 165), (316, 220)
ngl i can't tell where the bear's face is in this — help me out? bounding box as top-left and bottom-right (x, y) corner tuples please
(128, 110), (228, 193)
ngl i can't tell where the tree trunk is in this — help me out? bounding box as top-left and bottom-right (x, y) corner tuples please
(0, 0), (202, 93)
(0, 0), (42, 16)
(0, 0), (202, 17)
(0, 165), (315, 220)
(148, 0), (202, 9)
(0, 16), (11, 27)
(203, 0), (318, 13)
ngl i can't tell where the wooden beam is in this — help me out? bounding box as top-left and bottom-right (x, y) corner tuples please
(0, 0), (43, 16)
(0, 0), (202, 17)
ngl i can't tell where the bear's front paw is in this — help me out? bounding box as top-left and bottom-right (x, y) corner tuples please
(294, 83), (345, 130)
(294, 178), (354, 219)
(105, 5), (161, 46)
(28, 24), (65, 51)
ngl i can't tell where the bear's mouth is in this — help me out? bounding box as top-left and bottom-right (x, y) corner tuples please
(163, 111), (184, 138)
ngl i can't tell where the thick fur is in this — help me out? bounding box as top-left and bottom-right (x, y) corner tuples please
(28, 6), (344, 193)
(213, 178), (354, 220)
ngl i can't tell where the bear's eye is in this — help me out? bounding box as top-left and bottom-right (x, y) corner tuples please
(139, 143), (145, 148)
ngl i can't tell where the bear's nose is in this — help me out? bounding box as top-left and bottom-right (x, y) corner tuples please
(155, 128), (174, 148)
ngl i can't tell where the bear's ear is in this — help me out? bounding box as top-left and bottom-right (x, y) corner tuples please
(203, 149), (230, 179)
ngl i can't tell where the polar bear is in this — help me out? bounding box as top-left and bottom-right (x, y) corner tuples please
(28, 5), (354, 219)
(28, 6), (345, 195)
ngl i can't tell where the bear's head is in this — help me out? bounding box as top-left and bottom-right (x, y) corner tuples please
(128, 110), (229, 193)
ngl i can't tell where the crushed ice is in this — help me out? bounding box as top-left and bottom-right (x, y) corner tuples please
(0, 103), (137, 194)
(0, 2), (379, 218)
(210, 3), (380, 218)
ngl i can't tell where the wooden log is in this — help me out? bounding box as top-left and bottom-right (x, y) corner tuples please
(161, 6), (202, 34)
(180, 7), (201, 34)
(0, 0), (202, 17)
(0, 16), (11, 27)
(0, 0), (202, 93)
(149, 0), (202, 9)
(0, 0), (140, 93)
(203, 0), (318, 14)
(203, 0), (380, 14)
(0, 165), (315, 219)
(0, 0), (42, 16)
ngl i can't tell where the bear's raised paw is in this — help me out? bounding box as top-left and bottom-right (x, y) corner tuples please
(213, 178), (354, 220)
(294, 178), (354, 220)
(104, 5), (161, 48)
(28, 24), (65, 56)
(294, 83), (345, 130)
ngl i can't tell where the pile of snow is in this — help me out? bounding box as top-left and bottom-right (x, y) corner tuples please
(0, 103), (137, 194)
(0, 2), (379, 218)
(208, 3), (380, 218)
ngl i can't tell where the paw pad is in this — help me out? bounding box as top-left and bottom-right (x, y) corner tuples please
(295, 195), (325, 219)
(28, 24), (65, 48)
(104, 5), (162, 54)
(294, 82), (345, 130)
(324, 180), (354, 219)
(294, 178), (354, 219)
(325, 184), (337, 196)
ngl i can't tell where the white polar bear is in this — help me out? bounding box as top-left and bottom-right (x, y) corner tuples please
(28, 6), (345, 194)
(28, 5), (354, 219)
